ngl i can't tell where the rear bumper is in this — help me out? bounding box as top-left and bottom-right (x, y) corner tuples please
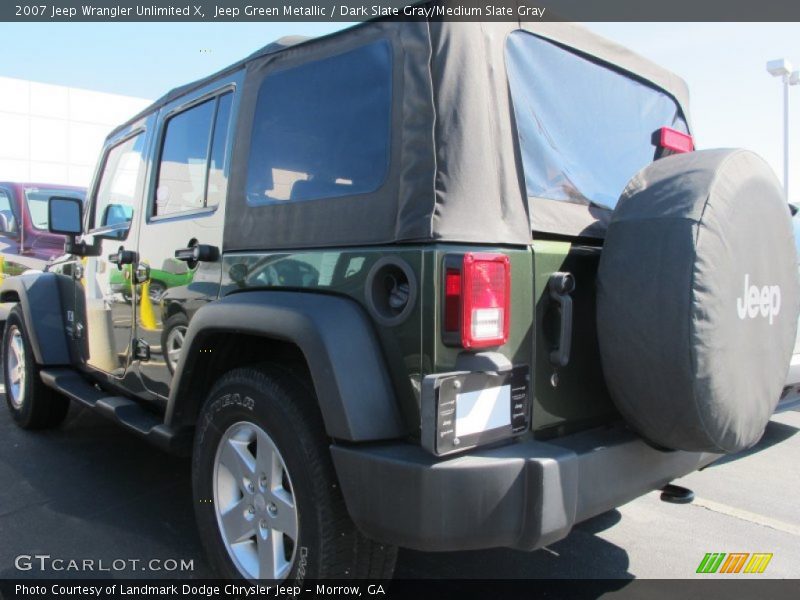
(331, 426), (718, 552)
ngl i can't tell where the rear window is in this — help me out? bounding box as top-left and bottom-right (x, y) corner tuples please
(245, 40), (392, 206)
(506, 30), (688, 210)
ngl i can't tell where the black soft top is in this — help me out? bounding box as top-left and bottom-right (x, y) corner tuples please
(110, 21), (692, 249)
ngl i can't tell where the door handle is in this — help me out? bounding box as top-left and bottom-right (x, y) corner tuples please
(175, 242), (219, 269)
(548, 272), (575, 368)
(108, 246), (138, 270)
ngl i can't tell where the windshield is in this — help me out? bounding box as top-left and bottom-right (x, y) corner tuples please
(24, 187), (85, 230)
(505, 30), (689, 211)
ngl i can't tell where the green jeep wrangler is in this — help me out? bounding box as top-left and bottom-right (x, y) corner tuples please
(1, 21), (798, 581)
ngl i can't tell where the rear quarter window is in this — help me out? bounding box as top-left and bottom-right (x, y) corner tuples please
(245, 40), (393, 206)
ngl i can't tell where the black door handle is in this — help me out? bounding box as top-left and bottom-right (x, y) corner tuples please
(548, 272), (575, 368)
(175, 242), (219, 268)
(108, 247), (138, 270)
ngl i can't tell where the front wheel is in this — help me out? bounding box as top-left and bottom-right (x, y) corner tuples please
(192, 366), (396, 581)
(2, 305), (70, 429)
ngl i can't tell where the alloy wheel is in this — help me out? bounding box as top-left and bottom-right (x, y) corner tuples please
(213, 421), (298, 580)
(5, 325), (26, 409)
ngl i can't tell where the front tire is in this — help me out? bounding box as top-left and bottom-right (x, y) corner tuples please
(2, 305), (70, 429)
(192, 366), (396, 581)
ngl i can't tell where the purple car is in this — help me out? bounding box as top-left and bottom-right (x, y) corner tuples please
(0, 182), (86, 273)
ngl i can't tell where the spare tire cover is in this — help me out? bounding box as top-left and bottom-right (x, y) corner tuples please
(597, 149), (799, 453)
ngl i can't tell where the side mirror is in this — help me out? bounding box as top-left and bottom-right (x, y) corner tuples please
(0, 212), (16, 234)
(48, 196), (83, 236)
(101, 203), (133, 228)
(97, 203), (133, 241)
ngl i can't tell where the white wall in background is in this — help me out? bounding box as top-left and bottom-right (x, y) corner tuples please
(0, 76), (151, 187)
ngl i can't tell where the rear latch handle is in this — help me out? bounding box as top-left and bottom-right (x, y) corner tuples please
(548, 272), (575, 368)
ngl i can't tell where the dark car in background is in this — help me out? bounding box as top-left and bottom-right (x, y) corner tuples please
(0, 182), (86, 274)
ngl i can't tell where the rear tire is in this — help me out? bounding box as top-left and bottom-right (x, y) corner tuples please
(2, 305), (70, 429)
(192, 365), (396, 581)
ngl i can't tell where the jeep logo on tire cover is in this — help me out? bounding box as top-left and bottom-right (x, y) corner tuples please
(736, 274), (781, 325)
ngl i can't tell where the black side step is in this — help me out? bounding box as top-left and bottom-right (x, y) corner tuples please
(39, 368), (192, 455)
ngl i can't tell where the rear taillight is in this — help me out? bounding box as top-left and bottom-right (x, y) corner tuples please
(443, 253), (510, 349)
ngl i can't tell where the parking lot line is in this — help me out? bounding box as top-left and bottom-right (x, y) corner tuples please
(691, 496), (800, 537)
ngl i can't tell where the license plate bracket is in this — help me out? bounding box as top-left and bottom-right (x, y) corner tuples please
(421, 366), (530, 456)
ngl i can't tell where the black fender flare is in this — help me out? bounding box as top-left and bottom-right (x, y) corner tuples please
(166, 291), (407, 442)
(0, 273), (71, 365)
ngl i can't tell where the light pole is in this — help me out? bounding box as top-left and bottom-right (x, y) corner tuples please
(767, 59), (799, 200)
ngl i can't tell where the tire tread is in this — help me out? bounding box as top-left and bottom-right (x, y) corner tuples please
(196, 364), (396, 580)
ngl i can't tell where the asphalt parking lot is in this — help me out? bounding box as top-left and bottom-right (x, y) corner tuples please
(0, 384), (798, 580)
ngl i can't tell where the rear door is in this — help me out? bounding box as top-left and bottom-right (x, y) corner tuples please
(134, 75), (240, 398)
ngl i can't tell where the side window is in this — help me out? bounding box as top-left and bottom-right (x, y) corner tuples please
(92, 133), (146, 235)
(154, 91), (233, 217)
(0, 190), (17, 234)
(245, 40), (392, 205)
(207, 93), (233, 208)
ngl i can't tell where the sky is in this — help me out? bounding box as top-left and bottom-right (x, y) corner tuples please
(1, 21), (799, 201)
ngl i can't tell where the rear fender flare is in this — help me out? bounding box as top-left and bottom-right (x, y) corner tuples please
(167, 291), (407, 442)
